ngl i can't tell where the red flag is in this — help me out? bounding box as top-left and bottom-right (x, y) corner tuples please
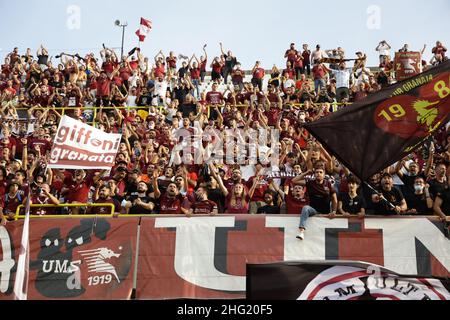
(135, 17), (152, 42)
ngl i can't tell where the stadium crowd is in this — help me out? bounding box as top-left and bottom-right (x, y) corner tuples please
(0, 40), (449, 232)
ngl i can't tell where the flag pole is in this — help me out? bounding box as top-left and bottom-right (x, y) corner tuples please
(13, 175), (32, 300)
(363, 181), (396, 209)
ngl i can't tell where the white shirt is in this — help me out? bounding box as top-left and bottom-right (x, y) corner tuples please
(331, 69), (350, 88)
(377, 44), (391, 56)
(126, 95), (137, 107)
(128, 74), (141, 88)
(311, 49), (327, 63)
(283, 79), (296, 90)
(154, 80), (168, 97)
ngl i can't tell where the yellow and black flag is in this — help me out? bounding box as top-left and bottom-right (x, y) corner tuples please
(304, 60), (450, 181)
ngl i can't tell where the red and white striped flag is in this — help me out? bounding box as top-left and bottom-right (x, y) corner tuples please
(135, 17), (152, 42)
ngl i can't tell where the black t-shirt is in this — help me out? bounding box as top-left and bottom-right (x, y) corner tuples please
(372, 187), (405, 215)
(173, 86), (190, 104)
(125, 182), (138, 198)
(179, 103), (197, 118)
(338, 193), (366, 214)
(436, 189), (450, 215)
(49, 80), (63, 89)
(406, 193), (432, 215)
(137, 94), (151, 106)
(400, 173), (426, 200)
(207, 188), (225, 213)
(306, 179), (336, 214)
(223, 54), (237, 70)
(128, 195), (155, 215)
(178, 66), (189, 79)
(257, 205), (281, 214)
(37, 54), (49, 65)
(428, 179), (447, 199)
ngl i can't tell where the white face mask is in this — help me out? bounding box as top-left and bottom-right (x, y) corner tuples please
(414, 185), (424, 192)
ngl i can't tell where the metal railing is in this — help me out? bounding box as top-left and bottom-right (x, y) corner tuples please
(10, 102), (353, 125)
(14, 203), (116, 219)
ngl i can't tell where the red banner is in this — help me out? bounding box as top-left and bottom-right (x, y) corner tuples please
(0, 218), (138, 300)
(48, 116), (122, 170)
(0, 216), (449, 300)
(394, 52), (422, 81)
(134, 215), (450, 299)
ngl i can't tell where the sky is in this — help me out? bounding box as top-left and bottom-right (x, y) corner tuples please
(0, 0), (449, 69)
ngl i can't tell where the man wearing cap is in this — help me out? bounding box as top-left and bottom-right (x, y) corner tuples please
(124, 168), (142, 198)
(311, 44), (326, 65)
(124, 181), (155, 215)
(371, 172), (407, 215)
(110, 166), (128, 197)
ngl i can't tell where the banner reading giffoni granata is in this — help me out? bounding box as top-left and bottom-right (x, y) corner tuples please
(48, 115), (122, 170)
(0, 216), (448, 300)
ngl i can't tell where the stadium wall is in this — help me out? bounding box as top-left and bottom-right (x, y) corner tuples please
(0, 215), (448, 300)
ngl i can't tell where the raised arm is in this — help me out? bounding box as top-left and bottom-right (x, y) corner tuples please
(291, 169), (312, 186)
(152, 170), (161, 199)
(248, 175), (261, 199)
(203, 44), (208, 60)
(209, 163), (228, 197)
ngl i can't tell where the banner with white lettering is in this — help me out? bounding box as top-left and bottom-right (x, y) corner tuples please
(247, 261), (450, 300)
(136, 216), (450, 299)
(48, 116), (122, 170)
(394, 51), (422, 81)
(0, 216), (449, 299)
(0, 218), (137, 300)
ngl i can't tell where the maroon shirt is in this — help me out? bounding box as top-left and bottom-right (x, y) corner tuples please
(166, 57), (177, 69)
(253, 68), (265, 79)
(63, 174), (94, 203)
(302, 50), (311, 64)
(191, 200), (218, 214)
(159, 193), (190, 214)
(285, 193), (309, 214)
(231, 69), (244, 83)
(190, 68), (200, 79)
(30, 138), (51, 154)
(1, 193), (23, 215)
(96, 77), (111, 97)
(200, 60), (207, 72)
(312, 65), (327, 80)
(92, 198), (119, 215)
(102, 61), (118, 74)
(212, 62), (222, 73)
(285, 49), (298, 62)
(206, 91), (223, 105)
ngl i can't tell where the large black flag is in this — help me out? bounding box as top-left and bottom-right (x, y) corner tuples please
(246, 261), (450, 300)
(304, 60), (450, 181)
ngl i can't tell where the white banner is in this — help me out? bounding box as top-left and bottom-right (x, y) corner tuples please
(48, 116), (122, 170)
